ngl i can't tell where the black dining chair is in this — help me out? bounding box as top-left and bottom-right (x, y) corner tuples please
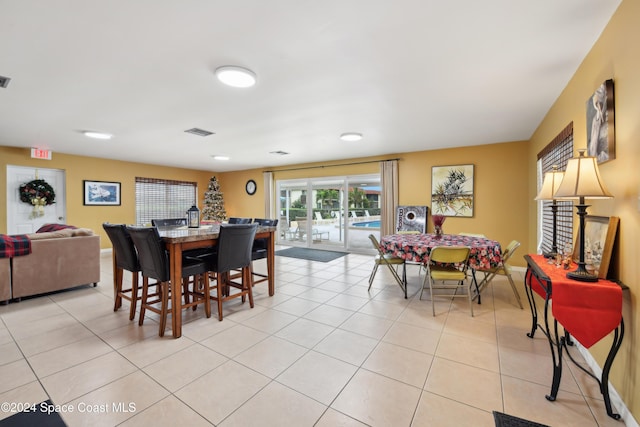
(151, 218), (187, 227)
(127, 226), (211, 336)
(102, 223), (145, 321)
(249, 218), (278, 288)
(201, 224), (258, 321)
(228, 217), (252, 224)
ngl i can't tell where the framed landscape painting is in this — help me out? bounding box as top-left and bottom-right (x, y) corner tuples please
(431, 164), (474, 217)
(83, 180), (121, 206)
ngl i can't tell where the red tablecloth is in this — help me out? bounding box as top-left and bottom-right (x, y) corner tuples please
(380, 233), (502, 269)
(527, 254), (622, 348)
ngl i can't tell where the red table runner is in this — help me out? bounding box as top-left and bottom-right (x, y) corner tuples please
(527, 254), (622, 348)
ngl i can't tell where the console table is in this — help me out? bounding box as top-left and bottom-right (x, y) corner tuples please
(523, 254), (624, 420)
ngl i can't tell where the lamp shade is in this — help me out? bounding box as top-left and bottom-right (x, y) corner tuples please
(554, 150), (613, 199)
(535, 167), (565, 200)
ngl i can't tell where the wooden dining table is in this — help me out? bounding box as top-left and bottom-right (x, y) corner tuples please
(158, 224), (276, 338)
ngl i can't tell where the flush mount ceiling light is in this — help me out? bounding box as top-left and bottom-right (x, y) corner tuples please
(83, 131), (112, 140)
(340, 132), (363, 142)
(215, 66), (257, 88)
(211, 155), (229, 161)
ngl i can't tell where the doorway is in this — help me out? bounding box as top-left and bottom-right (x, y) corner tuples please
(6, 166), (67, 234)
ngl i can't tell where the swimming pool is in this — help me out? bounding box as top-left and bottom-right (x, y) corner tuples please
(353, 220), (381, 228)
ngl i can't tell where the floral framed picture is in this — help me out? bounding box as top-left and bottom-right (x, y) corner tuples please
(83, 180), (121, 206)
(572, 215), (619, 279)
(431, 164), (474, 217)
(586, 79), (615, 164)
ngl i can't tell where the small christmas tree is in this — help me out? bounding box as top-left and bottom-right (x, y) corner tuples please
(202, 176), (227, 222)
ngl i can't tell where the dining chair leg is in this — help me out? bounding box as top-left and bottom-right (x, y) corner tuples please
(368, 263), (379, 290)
(507, 274), (524, 309)
(216, 274), (224, 321)
(159, 281), (169, 337)
(139, 277), (149, 326)
(244, 267), (254, 308)
(128, 272), (139, 321)
(114, 267), (124, 311)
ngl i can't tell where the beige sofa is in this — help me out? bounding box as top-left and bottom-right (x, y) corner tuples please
(1, 228), (100, 302)
(0, 258), (10, 303)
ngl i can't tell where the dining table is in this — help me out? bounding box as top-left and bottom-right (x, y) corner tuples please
(158, 224), (276, 338)
(379, 233), (503, 270)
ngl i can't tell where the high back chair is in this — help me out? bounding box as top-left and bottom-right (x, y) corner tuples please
(475, 240), (523, 309)
(127, 226), (211, 336)
(204, 224), (258, 320)
(368, 234), (407, 298)
(228, 217), (252, 224)
(247, 218), (278, 288)
(421, 246), (472, 316)
(152, 218), (187, 227)
(102, 223), (144, 321)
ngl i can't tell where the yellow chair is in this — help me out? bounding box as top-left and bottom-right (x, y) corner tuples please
(368, 234), (407, 298)
(474, 240), (523, 309)
(421, 246), (472, 316)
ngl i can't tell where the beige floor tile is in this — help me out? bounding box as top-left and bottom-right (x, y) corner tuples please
(435, 332), (500, 373)
(235, 335), (307, 378)
(332, 369), (422, 426)
(218, 299), (268, 322)
(502, 375), (599, 427)
(303, 304), (355, 327)
(276, 350), (358, 405)
(7, 312), (79, 341)
(97, 321), (162, 349)
(200, 323), (268, 357)
(143, 343), (228, 392)
(496, 323), (550, 355)
(271, 296), (321, 316)
(412, 391), (495, 427)
(16, 322), (94, 356)
(219, 380), (326, 426)
(179, 312), (237, 342)
(27, 335), (113, 378)
(396, 304), (448, 332)
(362, 341), (433, 388)
(584, 395), (625, 427)
(117, 334), (196, 368)
(278, 283), (313, 296)
(61, 370), (169, 427)
(0, 298), (66, 326)
(326, 293), (370, 311)
(41, 351), (138, 404)
(357, 299), (407, 321)
(253, 292), (292, 308)
(0, 359), (38, 394)
(314, 408), (368, 427)
(241, 308), (298, 334)
(424, 357), (502, 412)
(297, 287), (340, 303)
(274, 317), (335, 348)
(119, 395), (211, 427)
(339, 312), (394, 340)
(442, 313), (498, 344)
(174, 360), (270, 424)
(0, 341), (23, 365)
(382, 322), (441, 355)
(0, 381), (49, 421)
(0, 328), (12, 346)
(314, 329), (378, 366)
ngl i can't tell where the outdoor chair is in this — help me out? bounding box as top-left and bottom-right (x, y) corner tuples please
(421, 246), (472, 316)
(368, 234), (407, 299)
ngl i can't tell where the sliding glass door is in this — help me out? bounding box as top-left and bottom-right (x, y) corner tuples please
(276, 174), (380, 252)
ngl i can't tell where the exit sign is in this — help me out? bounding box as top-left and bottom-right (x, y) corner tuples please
(31, 148), (52, 160)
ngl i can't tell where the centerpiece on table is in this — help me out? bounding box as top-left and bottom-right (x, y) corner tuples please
(432, 214), (446, 236)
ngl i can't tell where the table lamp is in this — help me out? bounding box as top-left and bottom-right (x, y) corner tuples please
(535, 165), (564, 258)
(554, 149), (612, 282)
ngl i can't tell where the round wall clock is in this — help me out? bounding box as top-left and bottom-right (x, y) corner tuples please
(245, 179), (257, 195)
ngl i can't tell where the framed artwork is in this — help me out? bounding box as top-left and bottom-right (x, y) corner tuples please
(83, 180), (121, 206)
(572, 215), (619, 279)
(586, 79), (615, 164)
(431, 164), (474, 217)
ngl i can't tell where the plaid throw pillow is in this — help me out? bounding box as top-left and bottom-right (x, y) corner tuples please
(36, 223), (78, 233)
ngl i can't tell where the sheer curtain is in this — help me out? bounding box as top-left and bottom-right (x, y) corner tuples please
(380, 160), (399, 236)
(263, 171), (274, 219)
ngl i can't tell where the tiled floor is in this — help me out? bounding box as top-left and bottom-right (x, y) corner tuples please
(0, 249), (625, 426)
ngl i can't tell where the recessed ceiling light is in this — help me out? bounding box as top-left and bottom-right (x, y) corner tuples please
(215, 66), (257, 88)
(340, 132), (363, 142)
(83, 131), (112, 140)
(211, 155), (229, 161)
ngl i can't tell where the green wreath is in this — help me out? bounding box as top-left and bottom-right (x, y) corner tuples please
(19, 179), (56, 206)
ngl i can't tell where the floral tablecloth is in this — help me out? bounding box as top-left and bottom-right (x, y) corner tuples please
(379, 233), (502, 269)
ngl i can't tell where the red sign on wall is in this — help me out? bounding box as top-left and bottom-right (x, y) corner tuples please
(30, 148), (52, 160)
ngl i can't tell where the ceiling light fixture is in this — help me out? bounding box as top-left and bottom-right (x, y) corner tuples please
(215, 66), (257, 88)
(211, 155), (229, 161)
(83, 131), (112, 140)
(340, 132), (363, 142)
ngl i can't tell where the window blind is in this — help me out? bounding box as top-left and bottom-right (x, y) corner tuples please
(135, 177), (197, 226)
(538, 123), (574, 255)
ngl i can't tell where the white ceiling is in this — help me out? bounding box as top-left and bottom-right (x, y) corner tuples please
(0, 1), (621, 172)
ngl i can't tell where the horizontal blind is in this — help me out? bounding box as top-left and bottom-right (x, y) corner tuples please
(135, 177), (197, 226)
(538, 123), (574, 255)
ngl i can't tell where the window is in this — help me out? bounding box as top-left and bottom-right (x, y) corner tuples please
(135, 177), (197, 225)
(537, 123), (574, 254)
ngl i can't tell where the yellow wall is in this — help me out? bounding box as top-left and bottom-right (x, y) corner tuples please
(0, 146), (214, 248)
(219, 141), (530, 267)
(527, 0), (639, 417)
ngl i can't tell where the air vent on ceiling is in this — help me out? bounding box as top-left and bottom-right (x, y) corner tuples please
(270, 150), (289, 156)
(0, 76), (11, 88)
(185, 128), (214, 137)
